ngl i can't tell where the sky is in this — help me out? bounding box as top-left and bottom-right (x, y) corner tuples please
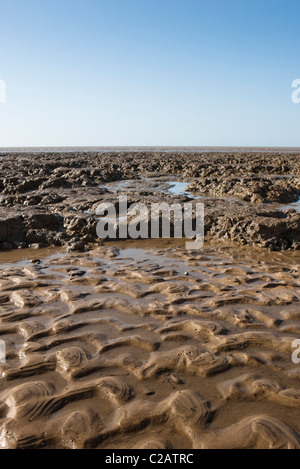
(0, 0), (300, 147)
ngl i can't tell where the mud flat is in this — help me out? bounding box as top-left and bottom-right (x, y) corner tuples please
(0, 239), (300, 448)
(0, 150), (300, 251)
(1, 151), (300, 449)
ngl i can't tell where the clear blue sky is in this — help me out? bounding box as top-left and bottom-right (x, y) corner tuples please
(0, 0), (300, 147)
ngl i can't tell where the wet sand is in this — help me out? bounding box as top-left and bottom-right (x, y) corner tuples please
(1, 150), (300, 449)
(0, 239), (300, 448)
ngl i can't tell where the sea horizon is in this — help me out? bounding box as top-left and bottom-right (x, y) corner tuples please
(1, 146), (300, 154)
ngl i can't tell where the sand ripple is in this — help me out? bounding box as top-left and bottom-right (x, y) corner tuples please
(0, 241), (300, 448)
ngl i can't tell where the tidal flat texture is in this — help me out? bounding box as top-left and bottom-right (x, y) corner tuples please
(0, 151), (300, 448)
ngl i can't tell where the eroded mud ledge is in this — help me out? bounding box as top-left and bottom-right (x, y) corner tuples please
(1, 151), (300, 251)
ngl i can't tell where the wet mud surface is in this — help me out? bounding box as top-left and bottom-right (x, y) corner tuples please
(0, 240), (300, 448)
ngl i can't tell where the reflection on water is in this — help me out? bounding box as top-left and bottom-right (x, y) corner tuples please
(166, 181), (207, 200)
(1, 237), (300, 271)
(281, 198), (300, 212)
(100, 178), (207, 200)
(0, 247), (63, 269)
(167, 181), (189, 196)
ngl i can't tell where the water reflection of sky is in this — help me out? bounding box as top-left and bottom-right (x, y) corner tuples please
(100, 178), (207, 199)
(281, 198), (300, 212)
(100, 178), (300, 211)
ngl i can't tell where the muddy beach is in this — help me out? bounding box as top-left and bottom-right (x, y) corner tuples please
(1, 150), (300, 251)
(0, 151), (300, 448)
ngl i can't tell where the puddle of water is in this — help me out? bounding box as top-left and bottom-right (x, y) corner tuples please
(112, 237), (186, 250)
(281, 198), (300, 212)
(167, 181), (189, 196)
(1, 237), (300, 272)
(108, 237), (300, 265)
(114, 238), (191, 270)
(166, 181), (208, 200)
(100, 178), (207, 201)
(0, 246), (64, 269)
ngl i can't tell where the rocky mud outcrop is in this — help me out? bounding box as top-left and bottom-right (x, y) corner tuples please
(0, 151), (300, 251)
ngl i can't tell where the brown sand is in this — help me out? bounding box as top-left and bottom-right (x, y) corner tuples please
(0, 239), (300, 448)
